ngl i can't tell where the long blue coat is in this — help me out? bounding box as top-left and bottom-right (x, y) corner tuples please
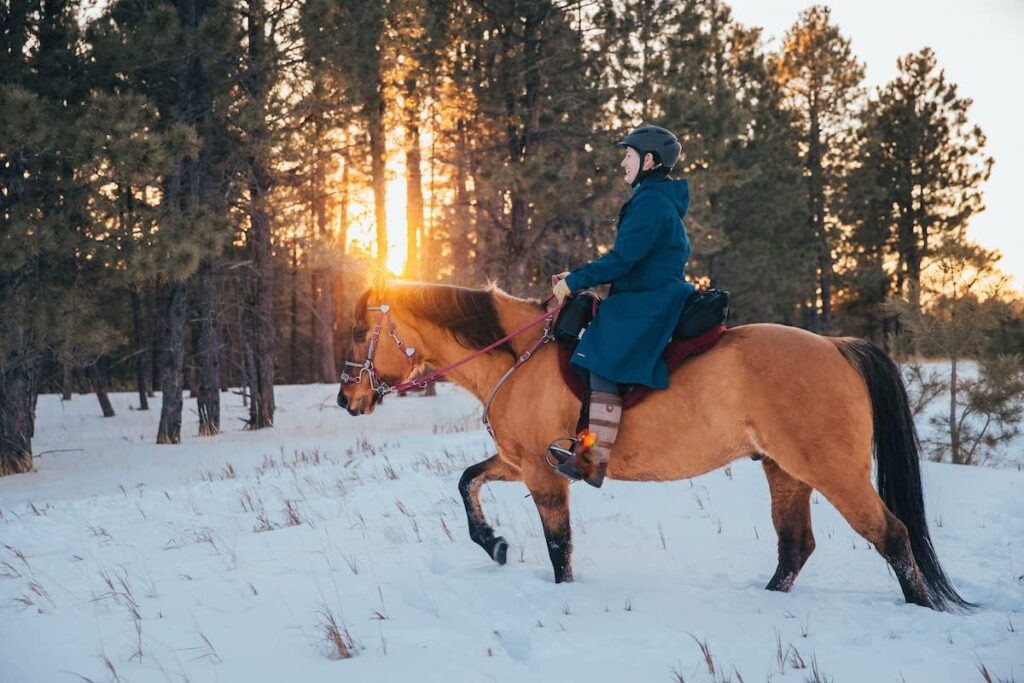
(565, 174), (694, 389)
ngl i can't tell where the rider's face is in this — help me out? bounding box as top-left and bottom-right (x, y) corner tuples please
(620, 147), (653, 185)
(621, 147), (640, 184)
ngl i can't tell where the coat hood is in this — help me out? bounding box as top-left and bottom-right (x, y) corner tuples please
(635, 175), (689, 218)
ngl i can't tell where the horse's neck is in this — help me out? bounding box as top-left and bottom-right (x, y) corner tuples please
(416, 292), (548, 404)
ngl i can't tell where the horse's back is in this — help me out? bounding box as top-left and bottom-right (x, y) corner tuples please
(649, 323), (874, 466)
(680, 323), (862, 381)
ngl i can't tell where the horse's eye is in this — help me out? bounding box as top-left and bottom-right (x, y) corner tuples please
(353, 328), (367, 343)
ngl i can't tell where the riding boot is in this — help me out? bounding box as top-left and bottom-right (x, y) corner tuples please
(555, 391), (622, 487)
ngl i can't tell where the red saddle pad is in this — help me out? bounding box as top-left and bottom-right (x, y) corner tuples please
(557, 324), (727, 410)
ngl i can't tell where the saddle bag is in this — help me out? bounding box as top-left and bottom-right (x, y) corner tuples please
(553, 291), (601, 347)
(673, 289), (730, 338)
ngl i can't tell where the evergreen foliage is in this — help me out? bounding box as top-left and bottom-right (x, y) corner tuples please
(0, 0), (1015, 473)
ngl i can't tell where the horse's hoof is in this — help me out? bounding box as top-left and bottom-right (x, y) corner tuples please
(491, 537), (508, 565)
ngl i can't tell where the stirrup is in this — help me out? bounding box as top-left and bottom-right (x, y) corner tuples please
(546, 436), (579, 467)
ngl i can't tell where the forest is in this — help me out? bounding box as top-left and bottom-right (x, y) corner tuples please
(1, 0), (1018, 475)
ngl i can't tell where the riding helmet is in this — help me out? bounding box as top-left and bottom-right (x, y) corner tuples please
(616, 124), (682, 171)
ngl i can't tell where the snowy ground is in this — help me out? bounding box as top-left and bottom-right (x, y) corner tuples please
(0, 380), (1021, 682)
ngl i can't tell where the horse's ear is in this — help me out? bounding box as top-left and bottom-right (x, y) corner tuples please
(355, 288), (371, 319)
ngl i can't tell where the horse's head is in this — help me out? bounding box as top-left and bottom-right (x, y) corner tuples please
(337, 286), (422, 416)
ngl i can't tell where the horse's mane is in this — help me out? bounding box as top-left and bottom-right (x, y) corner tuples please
(357, 282), (544, 357)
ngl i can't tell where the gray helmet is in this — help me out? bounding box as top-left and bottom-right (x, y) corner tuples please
(616, 124), (682, 171)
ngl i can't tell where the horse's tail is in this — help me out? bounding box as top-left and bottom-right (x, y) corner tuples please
(834, 337), (974, 612)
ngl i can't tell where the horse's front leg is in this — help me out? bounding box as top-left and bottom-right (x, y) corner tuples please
(458, 453), (520, 565)
(524, 465), (573, 583)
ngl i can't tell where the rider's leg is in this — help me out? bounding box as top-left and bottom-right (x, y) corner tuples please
(555, 371), (623, 488)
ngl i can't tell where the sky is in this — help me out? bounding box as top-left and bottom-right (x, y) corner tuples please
(728, 0), (1024, 290)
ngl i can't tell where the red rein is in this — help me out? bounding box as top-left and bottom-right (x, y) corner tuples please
(342, 294), (564, 397)
(392, 296), (564, 393)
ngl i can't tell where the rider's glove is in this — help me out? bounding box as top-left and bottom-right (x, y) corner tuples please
(552, 278), (571, 305)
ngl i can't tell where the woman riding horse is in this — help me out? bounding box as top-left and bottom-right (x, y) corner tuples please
(550, 124), (694, 487)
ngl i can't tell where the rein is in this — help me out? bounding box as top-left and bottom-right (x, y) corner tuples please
(341, 296), (566, 412)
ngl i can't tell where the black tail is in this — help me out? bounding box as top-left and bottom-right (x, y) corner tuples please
(837, 338), (974, 612)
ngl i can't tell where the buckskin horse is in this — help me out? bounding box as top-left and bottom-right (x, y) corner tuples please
(336, 281), (972, 612)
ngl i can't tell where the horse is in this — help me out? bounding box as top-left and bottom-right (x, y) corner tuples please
(336, 281), (972, 612)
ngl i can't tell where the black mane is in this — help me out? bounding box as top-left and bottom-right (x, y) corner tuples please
(358, 284), (519, 357)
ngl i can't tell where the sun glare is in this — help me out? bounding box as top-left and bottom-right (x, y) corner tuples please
(344, 161), (412, 278)
(384, 176), (409, 276)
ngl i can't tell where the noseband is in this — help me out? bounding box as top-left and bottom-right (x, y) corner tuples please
(339, 304), (418, 398)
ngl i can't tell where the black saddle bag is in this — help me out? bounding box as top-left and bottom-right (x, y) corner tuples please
(553, 291), (601, 347)
(673, 289), (730, 338)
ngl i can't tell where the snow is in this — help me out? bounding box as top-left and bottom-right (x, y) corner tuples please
(0, 381), (1021, 682)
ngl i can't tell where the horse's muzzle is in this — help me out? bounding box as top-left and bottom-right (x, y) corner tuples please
(337, 390), (380, 416)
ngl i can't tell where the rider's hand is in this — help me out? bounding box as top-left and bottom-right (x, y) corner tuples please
(553, 271), (570, 282)
(552, 278), (571, 305)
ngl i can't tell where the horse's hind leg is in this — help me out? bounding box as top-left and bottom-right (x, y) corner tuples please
(763, 458), (815, 592)
(458, 454), (520, 565)
(814, 475), (931, 607)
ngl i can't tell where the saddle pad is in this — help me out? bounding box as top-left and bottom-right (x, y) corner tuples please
(557, 324), (727, 410)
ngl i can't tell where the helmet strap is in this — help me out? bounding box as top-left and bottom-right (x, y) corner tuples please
(631, 165), (669, 188)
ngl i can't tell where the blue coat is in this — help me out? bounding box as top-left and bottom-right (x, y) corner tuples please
(565, 174), (695, 389)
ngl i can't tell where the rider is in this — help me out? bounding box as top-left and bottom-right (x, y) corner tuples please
(550, 124), (694, 487)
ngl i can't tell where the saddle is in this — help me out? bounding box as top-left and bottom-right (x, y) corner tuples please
(554, 289), (729, 411)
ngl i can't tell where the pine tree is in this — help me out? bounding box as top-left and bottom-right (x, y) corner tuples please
(623, 0), (810, 322)
(295, 0), (366, 382)
(1, 0), (91, 474)
(445, 0), (612, 289)
(305, 0), (390, 269)
(772, 5), (865, 332)
(87, 0), (238, 441)
(858, 48), (992, 313)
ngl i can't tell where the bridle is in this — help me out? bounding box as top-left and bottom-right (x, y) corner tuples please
(339, 304), (418, 399)
(339, 297), (566, 422)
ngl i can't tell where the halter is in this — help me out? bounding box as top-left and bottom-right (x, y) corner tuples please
(340, 298), (566, 407)
(339, 304), (418, 398)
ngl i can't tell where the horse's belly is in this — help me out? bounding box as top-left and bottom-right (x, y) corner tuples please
(607, 419), (741, 481)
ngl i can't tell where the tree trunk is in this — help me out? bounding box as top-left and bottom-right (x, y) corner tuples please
(243, 324), (257, 410)
(193, 258), (220, 435)
(88, 361), (116, 418)
(186, 324), (199, 398)
(61, 361), (73, 401)
(806, 106), (829, 333)
(452, 119), (471, 283)
(369, 99), (388, 269)
(129, 287), (149, 410)
(332, 158), (350, 370)
(74, 367), (90, 395)
(308, 269), (317, 381)
(289, 237), (299, 383)
(148, 281), (162, 397)
(424, 125), (438, 281)
(314, 268), (336, 383)
(157, 281), (188, 444)
(245, 0), (275, 429)
(312, 128), (336, 383)
(248, 197), (276, 429)
(404, 76), (424, 280)
(0, 351), (34, 475)
(949, 355), (960, 464)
